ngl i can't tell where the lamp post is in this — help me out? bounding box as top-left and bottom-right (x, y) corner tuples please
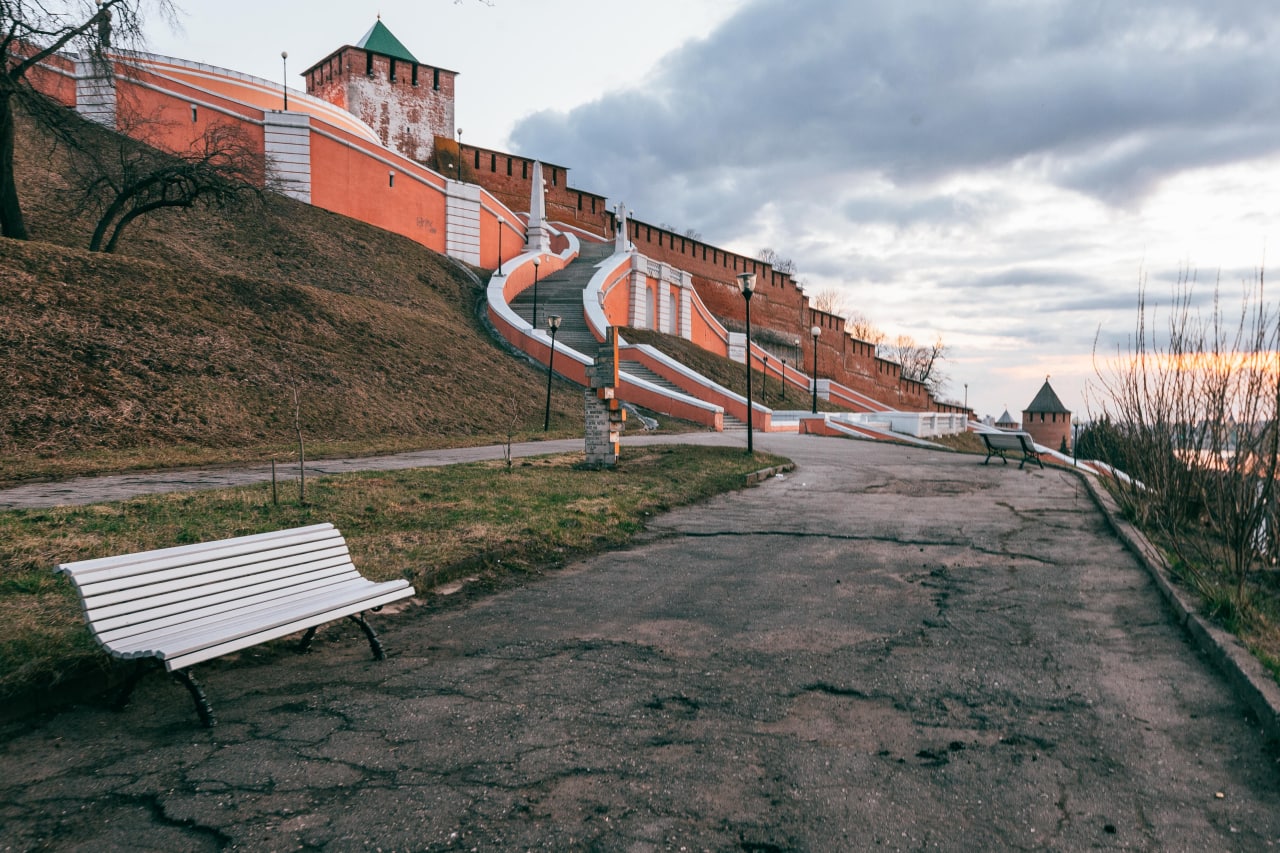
(964, 382), (969, 413)
(280, 51), (288, 110)
(544, 315), (562, 431)
(496, 216), (505, 275)
(810, 325), (821, 414)
(782, 358), (787, 404)
(456, 128), (463, 181)
(738, 272), (756, 453)
(531, 256), (541, 328)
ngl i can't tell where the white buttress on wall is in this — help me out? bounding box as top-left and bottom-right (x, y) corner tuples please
(74, 58), (116, 127)
(445, 181), (481, 265)
(264, 112), (312, 203)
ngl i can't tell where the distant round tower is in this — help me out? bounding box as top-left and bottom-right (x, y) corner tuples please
(1022, 377), (1071, 452)
(995, 408), (1019, 431)
(302, 18), (456, 164)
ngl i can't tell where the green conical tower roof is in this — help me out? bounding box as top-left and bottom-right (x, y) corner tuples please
(1025, 379), (1069, 414)
(356, 18), (418, 64)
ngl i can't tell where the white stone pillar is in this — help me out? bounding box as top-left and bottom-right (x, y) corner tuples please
(74, 56), (116, 128)
(445, 180), (482, 265)
(264, 111), (312, 203)
(679, 271), (693, 341)
(629, 254), (649, 328)
(525, 161), (551, 253)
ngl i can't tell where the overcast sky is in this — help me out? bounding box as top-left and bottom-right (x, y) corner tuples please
(143, 0), (1280, 420)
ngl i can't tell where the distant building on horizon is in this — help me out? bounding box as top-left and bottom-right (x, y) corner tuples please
(995, 409), (1019, 431)
(1022, 378), (1071, 452)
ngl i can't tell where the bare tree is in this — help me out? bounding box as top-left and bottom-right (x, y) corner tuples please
(809, 288), (848, 318)
(847, 311), (886, 348)
(658, 222), (702, 242)
(76, 120), (263, 252)
(0, 0), (176, 239)
(891, 334), (949, 396)
(757, 248), (796, 275)
(1092, 268), (1280, 608)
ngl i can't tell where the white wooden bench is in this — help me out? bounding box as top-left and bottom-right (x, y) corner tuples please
(57, 523), (415, 726)
(980, 431), (1044, 470)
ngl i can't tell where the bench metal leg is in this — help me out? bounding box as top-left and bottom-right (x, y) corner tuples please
(348, 613), (386, 661)
(173, 669), (217, 728)
(111, 659), (152, 711)
(298, 626), (318, 653)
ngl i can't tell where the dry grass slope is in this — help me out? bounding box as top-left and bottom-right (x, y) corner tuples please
(0, 105), (591, 482)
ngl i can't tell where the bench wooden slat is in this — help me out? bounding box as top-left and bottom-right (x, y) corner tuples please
(162, 585), (414, 672)
(96, 568), (371, 640)
(81, 548), (353, 614)
(65, 526), (345, 590)
(90, 563), (365, 639)
(106, 578), (410, 661)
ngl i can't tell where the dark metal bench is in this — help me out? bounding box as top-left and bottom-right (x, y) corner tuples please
(980, 431), (1044, 470)
(57, 523), (414, 727)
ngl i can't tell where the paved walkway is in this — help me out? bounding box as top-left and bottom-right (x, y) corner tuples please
(0, 432), (739, 509)
(2, 434), (1277, 850)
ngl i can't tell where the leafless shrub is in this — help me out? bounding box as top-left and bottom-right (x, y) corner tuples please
(1092, 267), (1280, 605)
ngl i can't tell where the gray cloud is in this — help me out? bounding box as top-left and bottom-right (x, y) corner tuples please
(515, 0), (1280, 226)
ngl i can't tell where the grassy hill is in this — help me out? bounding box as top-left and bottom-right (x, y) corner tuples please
(0, 106), (610, 485)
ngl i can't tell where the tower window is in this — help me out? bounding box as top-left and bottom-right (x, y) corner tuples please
(411, 64), (418, 86)
(365, 52), (373, 76)
(433, 68), (440, 90)
(507, 157), (512, 176)
(389, 58), (396, 82)
(522, 161), (528, 179)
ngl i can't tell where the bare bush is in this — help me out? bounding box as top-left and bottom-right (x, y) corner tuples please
(1092, 268), (1280, 606)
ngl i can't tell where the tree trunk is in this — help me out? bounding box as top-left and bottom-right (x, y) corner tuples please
(0, 91), (30, 240)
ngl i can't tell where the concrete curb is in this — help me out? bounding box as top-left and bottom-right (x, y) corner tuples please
(1077, 470), (1280, 743)
(745, 462), (795, 485)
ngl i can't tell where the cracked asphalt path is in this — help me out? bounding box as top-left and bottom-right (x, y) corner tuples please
(2, 435), (1279, 850)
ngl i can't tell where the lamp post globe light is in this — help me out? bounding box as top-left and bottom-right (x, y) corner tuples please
(737, 272), (756, 454)
(810, 325), (821, 414)
(496, 216), (505, 276)
(455, 128), (463, 181)
(544, 315), (562, 432)
(531, 256), (541, 328)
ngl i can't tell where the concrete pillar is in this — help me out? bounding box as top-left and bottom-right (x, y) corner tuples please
(264, 112), (312, 203)
(629, 255), (649, 328)
(679, 271), (693, 341)
(445, 180), (482, 266)
(74, 56), (116, 128)
(525, 160), (551, 253)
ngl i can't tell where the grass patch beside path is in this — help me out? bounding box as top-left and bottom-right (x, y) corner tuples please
(0, 445), (787, 702)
